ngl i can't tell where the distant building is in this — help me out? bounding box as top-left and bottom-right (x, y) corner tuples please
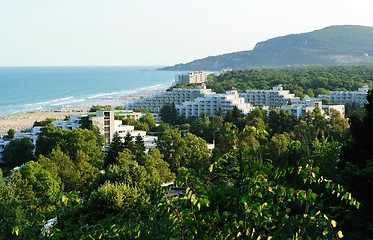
(0, 127), (43, 163)
(240, 84), (300, 107)
(175, 71), (208, 84)
(281, 100), (345, 119)
(177, 89), (253, 118)
(0, 139), (9, 163)
(52, 115), (82, 130)
(318, 86), (369, 105)
(126, 85), (214, 112)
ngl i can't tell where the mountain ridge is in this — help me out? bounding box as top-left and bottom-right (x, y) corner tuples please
(160, 25), (373, 71)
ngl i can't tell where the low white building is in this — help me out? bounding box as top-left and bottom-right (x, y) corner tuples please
(0, 139), (9, 163)
(177, 90), (253, 118)
(52, 115), (82, 130)
(318, 86), (369, 105)
(240, 84), (301, 107)
(0, 127), (42, 163)
(281, 100), (345, 119)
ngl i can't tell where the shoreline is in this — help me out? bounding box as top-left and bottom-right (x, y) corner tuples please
(0, 87), (168, 137)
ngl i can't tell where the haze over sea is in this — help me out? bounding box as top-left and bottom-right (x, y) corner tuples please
(0, 66), (180, 116)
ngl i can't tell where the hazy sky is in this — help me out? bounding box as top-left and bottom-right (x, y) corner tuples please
(1, 0), (372, 66)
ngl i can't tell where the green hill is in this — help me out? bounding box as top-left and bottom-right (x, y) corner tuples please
(161, 25), (373, 71)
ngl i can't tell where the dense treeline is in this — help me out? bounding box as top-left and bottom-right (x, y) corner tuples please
(206, 66), (373, 98)
(0, 69), (372, 239)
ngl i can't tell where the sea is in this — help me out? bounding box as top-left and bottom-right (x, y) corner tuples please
(0, 66), (180, 116)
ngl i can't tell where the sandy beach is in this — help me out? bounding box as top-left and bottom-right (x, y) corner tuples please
(0, 109), (88, 137)
(0, 87), (167, 137)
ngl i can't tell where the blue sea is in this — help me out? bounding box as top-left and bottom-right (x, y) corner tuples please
(0, 66), (180, 116)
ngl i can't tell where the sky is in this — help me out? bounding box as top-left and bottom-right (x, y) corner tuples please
(0, 0), (372, 67)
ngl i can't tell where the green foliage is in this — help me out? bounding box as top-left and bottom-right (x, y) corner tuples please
(89, 105), (109, 112)
(3, 128), (15, 139)
(9, 161), (60, 205)
(3, 137), (35, 169)
(105, 131), (125, 166)
(339, 89), (373, 238)
(88, 181), (144, 215)
(36, 125), (105, 169)
(206, 66), (372, 95)
(160, 102), (179, 125)
(162, 26), (373, 70)
(157, 128), (210, 172)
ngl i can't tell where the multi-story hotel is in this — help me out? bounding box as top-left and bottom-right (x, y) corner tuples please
(177, 90), (253, 118)
(240, 85), (300, 107)
(126, 85), (215, 112)
(317, 86), (369, 105)
(281, 100), (345, 119)
(90, 110), (151, 145)
(175, 71), (208, 84)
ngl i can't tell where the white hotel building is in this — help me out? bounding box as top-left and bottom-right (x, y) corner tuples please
(317, 86), (369, 105)
(175, 71), (208, 85)
(177, 90), (253, 118)
(126, 85), (215, 112)
(240, 85), (300, 107)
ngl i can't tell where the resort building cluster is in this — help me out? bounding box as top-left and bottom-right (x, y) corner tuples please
(0, 70), (370, 165)
(126, 81), (368, 120)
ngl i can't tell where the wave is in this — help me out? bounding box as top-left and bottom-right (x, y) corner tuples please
(1, 81), (173, 116)
(27, 96), (75, 106)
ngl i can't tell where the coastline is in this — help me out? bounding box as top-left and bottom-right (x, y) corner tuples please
(0, 87), (167, 137)
(0, 109), (86, 137)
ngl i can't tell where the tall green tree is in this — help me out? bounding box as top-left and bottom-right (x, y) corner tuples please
(160, 102), (178, 125)
(3, 137), (35, 169)
(339, 89), (373, 238)
(105, 132), (125, 166)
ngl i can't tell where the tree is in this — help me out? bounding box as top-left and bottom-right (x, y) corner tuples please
(3, 137), (35, 169)
(160, 102), (178, 125)
(8, 161), (60, 205)
(183, 133), (211, 170)
(48, 147), (80, 192)
(105, 132), (125, 166)
(4, 129), (15, 139)
(339, 89), (373, 238)
(156, 128), (187, 172)
(123, 132), (133, 148)
(139, 113), (156, 131)
(148, 148), (175, 183)
(36, 125), (105, 169)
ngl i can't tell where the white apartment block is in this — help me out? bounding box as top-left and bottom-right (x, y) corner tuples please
(126, 85), (215, 112)
(175, 71), (208, 84)
(281, 100), (345, 119)
(318, 86), (369, 105)
(240, 85), (300, 107)
(177, 90), (253, 118)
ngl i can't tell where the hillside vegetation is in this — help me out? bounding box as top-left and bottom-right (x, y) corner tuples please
(161, 25), (373, 71)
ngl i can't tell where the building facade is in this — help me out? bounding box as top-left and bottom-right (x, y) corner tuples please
(240, 85), (300, 107)
(177, 90), (253, 118)
(318, 86), (369, 105)
(126, 85), (215, 112)
(281, 100), (345, 119)
(175, 71), (208, 84)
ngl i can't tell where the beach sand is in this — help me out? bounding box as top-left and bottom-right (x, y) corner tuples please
(0, 109), (87, 137)
(0, 87), (167, 137)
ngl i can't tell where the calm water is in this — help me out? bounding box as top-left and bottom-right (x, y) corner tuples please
(0, 66), (179, 116)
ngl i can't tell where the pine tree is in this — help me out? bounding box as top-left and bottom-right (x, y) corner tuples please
(105, 132), (125, 166)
